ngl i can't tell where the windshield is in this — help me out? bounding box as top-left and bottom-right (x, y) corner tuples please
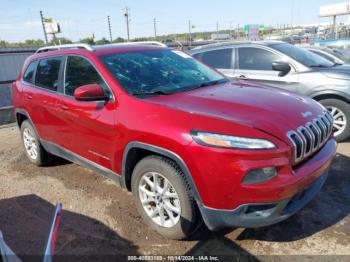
(271, 43), (334, 68)
(100, 49), (228, 96)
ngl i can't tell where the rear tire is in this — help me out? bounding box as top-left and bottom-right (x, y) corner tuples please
(131, 155), (199, 239)
(319, 99), (350, 141)
(20, 120), (52, 166)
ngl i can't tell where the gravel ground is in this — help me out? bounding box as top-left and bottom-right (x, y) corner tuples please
(0, 125), (349, 261)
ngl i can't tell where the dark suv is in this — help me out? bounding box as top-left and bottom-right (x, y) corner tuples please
(190, 41), (350, 141)
(13, 43), (337, 239)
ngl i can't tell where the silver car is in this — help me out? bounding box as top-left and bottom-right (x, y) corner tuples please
(190, 41), (350, 141)
(304, 46), (349, 65)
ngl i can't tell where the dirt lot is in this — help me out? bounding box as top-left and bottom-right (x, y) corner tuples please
(0, 125), (349, 261)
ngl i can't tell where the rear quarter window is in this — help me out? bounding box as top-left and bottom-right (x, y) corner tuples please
(23, 61), (38, 84)
(35, 57), (62, 91)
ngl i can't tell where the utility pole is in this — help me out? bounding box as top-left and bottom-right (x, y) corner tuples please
(40, 10), (48, 45)
(216, 21), (219, 33)
(290, 0), (294, 31)
(107, 15), (113, 42)
(188, 20), (192, 49)
(124, 7), (130, 41)
(332, 15), (337, 39)
(153, 18), (157, 39)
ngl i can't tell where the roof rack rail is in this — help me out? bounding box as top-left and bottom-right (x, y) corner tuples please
(112, 41), (167, 47)
(35, 43), (94, 53)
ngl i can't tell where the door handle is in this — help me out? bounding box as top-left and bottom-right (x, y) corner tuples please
(238, 75), (249, 80)
(25, 94), (33, 100)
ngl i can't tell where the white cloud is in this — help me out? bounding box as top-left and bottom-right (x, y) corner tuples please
(0, 23), (15, 30)
(23, 20), (42, 29)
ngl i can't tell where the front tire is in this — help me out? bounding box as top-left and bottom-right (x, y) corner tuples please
(131, 155), (199, 239)
(319, 99), (350, 141)
(20, 120), (52, 166)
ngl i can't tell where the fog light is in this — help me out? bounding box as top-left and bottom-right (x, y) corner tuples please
(242, 167), (277, 184)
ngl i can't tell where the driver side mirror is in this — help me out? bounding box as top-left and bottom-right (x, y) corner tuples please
(74, 84), (109, 102)
(272, 61), (291, 76)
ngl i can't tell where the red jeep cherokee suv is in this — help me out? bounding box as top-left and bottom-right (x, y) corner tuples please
(12, 43), (337, 239)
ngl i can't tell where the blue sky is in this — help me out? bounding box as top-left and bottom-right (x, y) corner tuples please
(0, 0), (347, 42)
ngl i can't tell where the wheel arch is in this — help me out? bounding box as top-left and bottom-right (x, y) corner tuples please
(14, 109), (40, 138)
(121, 142), (202, 204)
(311, 91), (350, 105)
(15, 110), (29, 127)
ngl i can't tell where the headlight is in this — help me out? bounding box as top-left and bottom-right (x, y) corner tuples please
(191, 131), (276, 149)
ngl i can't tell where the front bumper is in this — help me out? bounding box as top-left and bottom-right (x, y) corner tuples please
(198, 170), (330, 230)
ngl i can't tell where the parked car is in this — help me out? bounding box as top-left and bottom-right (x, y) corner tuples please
(304, 46), (348, 65)
(190, 41), (350, 141)
(13, 43), (337, 239)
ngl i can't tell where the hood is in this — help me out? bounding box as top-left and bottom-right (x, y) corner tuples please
(147, 81), (326, 140)
(319, 64), (350, 80)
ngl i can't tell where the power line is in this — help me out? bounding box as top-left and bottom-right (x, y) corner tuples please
(124, 6), (131, 41)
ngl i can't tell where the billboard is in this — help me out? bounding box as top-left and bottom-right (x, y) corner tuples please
(320, 2), (350, 17)
(246, 24), (260, 41)
(44, 22), (61, 34)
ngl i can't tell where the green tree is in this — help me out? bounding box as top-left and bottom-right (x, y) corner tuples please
(95, 38), (110, 45)
(80, 36), (95, 45)
(50, 37), (72, 45)
(112, 37), (125, 43)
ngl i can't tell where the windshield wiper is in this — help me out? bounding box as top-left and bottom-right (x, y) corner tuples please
(331, 62), (343, 67)
(188, 79), (228, 90)
(309, 64), (329, 68)
(130, 90), (172, 96)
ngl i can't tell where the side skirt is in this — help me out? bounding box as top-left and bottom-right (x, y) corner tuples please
(40, 140), (121, 186)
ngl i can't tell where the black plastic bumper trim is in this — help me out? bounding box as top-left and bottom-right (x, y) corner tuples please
(198, 171), (330, 230)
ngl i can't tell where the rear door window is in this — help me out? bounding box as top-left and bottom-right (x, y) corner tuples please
(23, 61), (38, 84)
(198, 48), (233, 69)
(35, 57), (62, 91)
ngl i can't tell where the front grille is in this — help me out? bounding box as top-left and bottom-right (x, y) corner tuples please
(287, 111), (333, 165)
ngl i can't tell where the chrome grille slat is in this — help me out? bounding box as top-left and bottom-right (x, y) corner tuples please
(297, 126), (313, 157)
(315, 118), (327, 144)
(287, 112), (333, 165)
(311, 120), (322, 149)
(305, 122), (316, 152)
(287, 131), (303, 162)
(322, 114), (332, 136)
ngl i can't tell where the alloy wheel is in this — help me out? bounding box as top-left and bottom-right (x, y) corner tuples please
(23, 128), (38, 160)
(326, 106), (347, 137)
(138, 172), (181, 228)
